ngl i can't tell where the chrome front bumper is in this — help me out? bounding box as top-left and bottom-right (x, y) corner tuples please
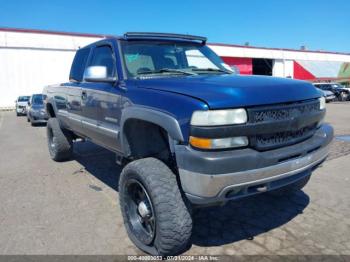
(179, 144), (328, 202)
(176, 124), (333, 205)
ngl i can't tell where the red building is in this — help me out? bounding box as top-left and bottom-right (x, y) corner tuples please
(208, 43), (350, 84)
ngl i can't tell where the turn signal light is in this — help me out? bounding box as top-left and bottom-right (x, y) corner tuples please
(189, 136), (248, 150)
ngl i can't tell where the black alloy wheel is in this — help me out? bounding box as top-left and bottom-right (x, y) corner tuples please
(124, 179), (156, 245)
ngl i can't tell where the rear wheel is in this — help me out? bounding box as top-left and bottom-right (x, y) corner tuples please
(269, 175), (311, 196)
(119, 158), (192, 256)
(46, 118), (73, 161)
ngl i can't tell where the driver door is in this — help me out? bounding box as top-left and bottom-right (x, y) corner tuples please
(80, 42), (122, 151)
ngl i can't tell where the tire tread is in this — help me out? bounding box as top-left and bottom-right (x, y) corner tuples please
(47, 118), (72, 161)
(119, 158), (192, 256)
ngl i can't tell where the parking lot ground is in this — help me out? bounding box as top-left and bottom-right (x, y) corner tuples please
(0, 102), (350, 256)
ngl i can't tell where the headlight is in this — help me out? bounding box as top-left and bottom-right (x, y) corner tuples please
(319, 97), (326, 110)
(191, 108), (247, 126)
(190, 136), (248, 150)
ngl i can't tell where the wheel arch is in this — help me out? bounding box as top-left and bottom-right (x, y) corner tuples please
(120, 107), (184, 157)
(45, 97), (58, 118)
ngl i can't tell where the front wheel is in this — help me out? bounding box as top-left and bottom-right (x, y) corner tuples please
(119, 158), (192, 256)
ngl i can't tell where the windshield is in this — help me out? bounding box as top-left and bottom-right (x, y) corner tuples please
(18, 96), (30, 102)
(120, 41), (232, 78)
(32, 94), (44, 105)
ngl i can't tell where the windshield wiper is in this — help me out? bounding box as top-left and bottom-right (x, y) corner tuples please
(191, 68), (232, 74)
(137, 68), (197, 77)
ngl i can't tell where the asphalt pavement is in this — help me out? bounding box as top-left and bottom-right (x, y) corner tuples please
(0, 102), (349, 256)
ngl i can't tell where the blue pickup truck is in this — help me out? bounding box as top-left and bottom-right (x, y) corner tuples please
(43, 32), (333, 255)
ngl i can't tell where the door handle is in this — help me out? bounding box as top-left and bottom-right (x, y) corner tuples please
(81, 91), (87, 100)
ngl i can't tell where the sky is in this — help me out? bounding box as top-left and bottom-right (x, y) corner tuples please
(0, 0), (349, 53)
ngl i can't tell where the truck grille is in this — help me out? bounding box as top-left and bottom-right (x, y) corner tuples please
(248, 99), (321, 151)
(253, 123), (318, 150)
(250, 100), (320, 123)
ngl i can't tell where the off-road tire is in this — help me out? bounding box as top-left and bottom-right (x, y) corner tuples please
(119, 158), (192, 256)
(46, 118), (73, 161)
(269, 175), (311, 196)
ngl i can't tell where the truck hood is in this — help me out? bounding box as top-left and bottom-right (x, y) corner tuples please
(136, 74), (320, 109)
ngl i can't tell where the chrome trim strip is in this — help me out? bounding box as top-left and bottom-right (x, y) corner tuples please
(81, 119), (119, 135)
(105, 117), (118, 124)
(57, 109), (69, 116)
(82, 120), (96, 127)
(98, 124), (119, 135)
(57, 111), (119, 135)
(58, 110), (80, 122)
(179, 144), (329, 198)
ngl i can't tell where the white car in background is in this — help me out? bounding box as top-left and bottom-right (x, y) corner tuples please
(15, 96), (30, 116)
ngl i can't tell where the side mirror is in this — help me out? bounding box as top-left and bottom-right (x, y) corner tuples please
(27, 101), (31, 106)
(83, 66), (117, 83)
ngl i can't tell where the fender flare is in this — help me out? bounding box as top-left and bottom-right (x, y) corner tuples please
(45, 96), (59, 117)
(119, 107), (184, 156)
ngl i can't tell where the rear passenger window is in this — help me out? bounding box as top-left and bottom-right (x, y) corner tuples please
(89, 45), (116, 78)
(69, 48), (90, 82)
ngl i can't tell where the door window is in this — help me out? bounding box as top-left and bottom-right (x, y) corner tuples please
(89, 45), (116, 78)
(70, 48), (90, 82)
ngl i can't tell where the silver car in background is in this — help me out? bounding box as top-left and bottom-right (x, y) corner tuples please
(26, 94), (48, 126)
